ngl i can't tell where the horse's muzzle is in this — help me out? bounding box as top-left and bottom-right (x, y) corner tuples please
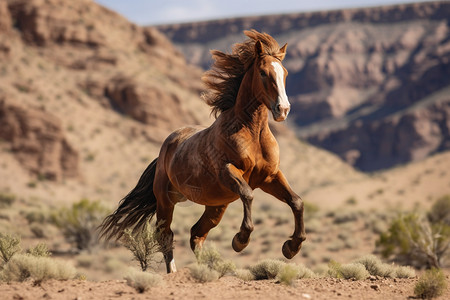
(271, 101), (290, 122)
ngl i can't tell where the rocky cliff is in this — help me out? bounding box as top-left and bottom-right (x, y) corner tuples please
(0, 0), (209, 183)
(158, 1), (450, 171)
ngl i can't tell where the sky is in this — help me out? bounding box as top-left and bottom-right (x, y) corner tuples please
(95, 0), (433, 25)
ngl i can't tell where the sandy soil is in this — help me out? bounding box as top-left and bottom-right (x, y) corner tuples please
(1, 269), (449, 300)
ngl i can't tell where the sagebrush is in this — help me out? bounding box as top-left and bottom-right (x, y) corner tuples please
(121, 220), (172, 271)
(0, 233), (21, 264)
(124, 269), (162, 293)
(414, 268), (447, 299)
(377, 211), (450, 268)
(194, 246), (235, 278)
(0, 254), (76, 283)
(51, 199), (108, 251)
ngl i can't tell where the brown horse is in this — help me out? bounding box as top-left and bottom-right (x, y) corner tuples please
(99, 30), (306, 273)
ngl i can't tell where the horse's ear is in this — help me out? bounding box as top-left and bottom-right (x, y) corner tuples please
(278, 43), (288, 61)
(255, 40), (265, 56)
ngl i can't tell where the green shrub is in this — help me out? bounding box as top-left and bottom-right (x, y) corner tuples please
(189, 263), (219, 282)
(249, 259), (286, 280)
(195, 246), (235, 278)
(0, 254), (76, 283)
(26, 243), (51, 258)
(121, 221), (171, 271)
(327, 260), (369, 280)
(51, 199), (108, 251)
(277, 264), (299, 286)
(339, 263), (369, 280)
(124, 269), (162, 293)
(0, 233), (21, 264)
(428, 195), (450, 225)
(377, 212), (449, 268)
(352, 255), (393, 277)
(414, 268), (447, 299)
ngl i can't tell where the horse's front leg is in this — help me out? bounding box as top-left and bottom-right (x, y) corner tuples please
(260, 170), (306, 259)
(219, 163), (254, 252)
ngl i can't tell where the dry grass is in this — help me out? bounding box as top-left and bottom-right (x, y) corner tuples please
(124, 269), (162, 293)
(249, 259), (286, 280)
(189, 263), (220, 282)
(0, 254), (76, 284)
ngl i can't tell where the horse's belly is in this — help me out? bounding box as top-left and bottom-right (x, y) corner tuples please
(169, 168), (239, 205)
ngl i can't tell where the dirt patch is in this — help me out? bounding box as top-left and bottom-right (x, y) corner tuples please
(1, 269), (450, 300)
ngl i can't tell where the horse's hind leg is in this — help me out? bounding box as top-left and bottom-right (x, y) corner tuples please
(190, 205), (228, 251)
(260, 171), (306, 259)
(154, 172), (177, 273)
(219, 163), (254, 252)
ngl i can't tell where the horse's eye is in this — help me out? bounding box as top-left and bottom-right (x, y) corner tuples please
(260, 71), (267, 78)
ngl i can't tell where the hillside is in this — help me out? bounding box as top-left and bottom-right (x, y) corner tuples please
(158, 1), (450, 171)
(0, 0), (450, 287)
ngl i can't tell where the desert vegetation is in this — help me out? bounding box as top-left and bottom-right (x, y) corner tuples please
(377, 196), (450, 268)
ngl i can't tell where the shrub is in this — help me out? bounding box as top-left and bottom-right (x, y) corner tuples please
(414, 268), (447, 299)
(124, 269), (162, 293)
(327, 260), (369, 280)
(235, 268), (254, 281)
(195, 246), (235, 278)
(393, 265), (415, 278)
(352, 255), (394, 278)
(377, 212), (449, 268)
(277, 264), (299, 286)
(249, 259), (286, 280)
(0, 254), (76, 284)
(121, 221), (172, 272)
(0, 233), (21, 264)
(0, 193), (15, 208)
(51, 199), (108, 251)
(189, 263), (219, 283)
(294, 264), (316, 279)
(428, 195), (450, 225)
(339, 263), (369, 280)
(26, 243), (51, 258)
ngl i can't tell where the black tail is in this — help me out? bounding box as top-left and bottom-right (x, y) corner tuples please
(99, 158), (159, 241)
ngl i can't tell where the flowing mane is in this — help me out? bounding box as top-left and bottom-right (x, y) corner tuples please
(202, 30), (285, 118)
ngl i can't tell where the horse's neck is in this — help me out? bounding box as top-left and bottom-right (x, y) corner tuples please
(232, 71), (269, 135)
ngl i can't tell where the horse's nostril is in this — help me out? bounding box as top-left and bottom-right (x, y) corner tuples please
(276, 104), (281, 112)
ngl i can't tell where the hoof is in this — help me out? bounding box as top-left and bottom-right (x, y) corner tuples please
(282, 240), (301, 259)
(232, 233), (249, 252)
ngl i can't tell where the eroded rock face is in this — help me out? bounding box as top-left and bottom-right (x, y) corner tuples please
(104, 76), (200, 129)
(158, 1), (450, 171)
(0, 98), (79, 180)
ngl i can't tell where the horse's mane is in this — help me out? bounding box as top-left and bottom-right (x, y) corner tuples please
(202, 30), (284, 118)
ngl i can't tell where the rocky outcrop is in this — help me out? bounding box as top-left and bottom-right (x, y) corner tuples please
(104, 76), (200, 129)
(157, 1), (450, 171)
(309, 100), (450, 170)
(0, 97), (79, 181)
(0, 0), (12, 55)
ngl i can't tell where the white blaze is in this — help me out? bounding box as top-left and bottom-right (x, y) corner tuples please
(271, 61), (290, 110)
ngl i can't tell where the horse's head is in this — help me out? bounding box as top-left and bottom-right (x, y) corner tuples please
(253, 40), (290, 122)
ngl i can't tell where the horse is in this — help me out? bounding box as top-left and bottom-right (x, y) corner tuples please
(99, 30), (306, 273)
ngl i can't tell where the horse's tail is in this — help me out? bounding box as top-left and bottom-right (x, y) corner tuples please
(99, 158), (159, 241)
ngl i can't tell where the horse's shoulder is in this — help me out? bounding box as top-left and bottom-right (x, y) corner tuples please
(165, 126), (205, 144)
